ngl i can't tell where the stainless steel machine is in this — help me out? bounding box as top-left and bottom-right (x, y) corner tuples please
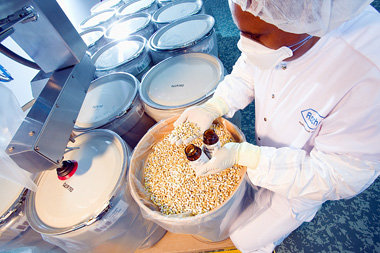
(1, 0), (95, 173)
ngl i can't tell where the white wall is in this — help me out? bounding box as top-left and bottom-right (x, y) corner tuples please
(0, 38), (37, 107)
(0, 0), (100, 107)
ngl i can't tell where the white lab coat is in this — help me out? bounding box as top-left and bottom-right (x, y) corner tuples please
(214, 6), (380, 252)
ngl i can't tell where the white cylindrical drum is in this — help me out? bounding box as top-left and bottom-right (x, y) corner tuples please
(0, 178), (57, 251)
(79, 9), (117, 31)
(148, 14), (217, 64)
(90, 0), (125, 15)
(79, 27), (109, 56)
(157, 0), (179, 8)
(105, 12), (155, 41)
(139, 53), (224, 122)
(117, 0), (158, 18)
(26, 130), (166, 253)
(129, 117), (258, 242)
(152, 0), (204, 30)
(92, 36), (152, 80)
(74, 73), (156, 148)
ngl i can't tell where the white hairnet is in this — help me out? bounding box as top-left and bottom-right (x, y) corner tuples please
(231, 0), (373, 36)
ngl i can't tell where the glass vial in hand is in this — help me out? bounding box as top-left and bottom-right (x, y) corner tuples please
(185, 144), (209, 167)
(203, 129), (221, 158)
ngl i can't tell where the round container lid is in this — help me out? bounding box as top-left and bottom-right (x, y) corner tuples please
(106, 13), (150, 40)
(33, 130), (126, 229)
(0, 177), (24, 217)
(150, 14), (214, 50)
(93, 37), (146, 70)
(118, 0), (155, 16)
(140, 53), (224, 109)
(80, 28), (104, 48)
(80, 10), (115, 30)
(91, 0), (123, 14)
(75, 73), (138, 130)
(153, 0), (202, 23)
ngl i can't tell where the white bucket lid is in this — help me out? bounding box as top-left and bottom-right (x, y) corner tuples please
(118, 0), (156, 16)
(32, 130), (127, 229)
(80, 10), (115, 30)
(140, 53), (224, 109)
(75, 73), (138, 130)
(0, 177), (24, 217)
(79, 27), (105, 48)
(92, 36), (146, 71)
(105, 13), (151, 40)
(149, 14), (214, 50)
(152, 0), (203, 24)
(91, 0), (123, 14)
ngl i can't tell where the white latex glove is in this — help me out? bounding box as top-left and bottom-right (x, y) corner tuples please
(171, 96), (230, 145)
(195, 142), (261, 176)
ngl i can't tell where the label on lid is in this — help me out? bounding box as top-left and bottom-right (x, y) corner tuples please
(34, 131), (125, 229)
(76, 77), (136, 129)
(94, 40), (143, 69)
(157, 2), (199, 22)
(141, 54), (223, 108)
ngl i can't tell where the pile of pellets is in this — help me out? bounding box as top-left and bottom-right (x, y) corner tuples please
(144, 121), (243, 216)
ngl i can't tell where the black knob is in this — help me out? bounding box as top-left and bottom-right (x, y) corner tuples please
(57, 160), (78, 180)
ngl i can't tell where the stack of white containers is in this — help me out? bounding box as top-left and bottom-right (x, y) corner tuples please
(19, 0), (245, 252)
(75, 0), (224, 149)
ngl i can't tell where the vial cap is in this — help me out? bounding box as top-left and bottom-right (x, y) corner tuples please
(203, 129), (219, 145)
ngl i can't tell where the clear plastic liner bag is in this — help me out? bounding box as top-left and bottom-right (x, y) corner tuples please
(128, 116), (271, 242)
(0, 85), (37, 191)
(38, 179), (165, 253)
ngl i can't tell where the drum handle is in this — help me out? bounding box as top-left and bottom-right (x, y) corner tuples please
(64, 146), (80, 154)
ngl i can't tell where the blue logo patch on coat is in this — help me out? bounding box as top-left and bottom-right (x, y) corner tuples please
(301, 109), (325, 131)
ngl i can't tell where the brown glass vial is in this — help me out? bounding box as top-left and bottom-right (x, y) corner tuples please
(203, 129), (221, 158)
(185, 144), (210, 166)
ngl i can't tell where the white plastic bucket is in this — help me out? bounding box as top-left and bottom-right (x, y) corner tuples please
(79, 27), (109, 56)
(90, 0), (125, 15)
(105, 12), (155, 41)
(74, 73), (156, 148)
(26, 130), (166, 252)
(152, 0), (204, 30)
(117, 0), (158, 17)
(0, 178), (57, 251)
(92, 36), (152, 81)
(128, 117), (258, 242)
(79, 9), (117, 31)
(148, 14), (218, 64)
(139, 53), (224, 122)
(0, 178), (28, 246)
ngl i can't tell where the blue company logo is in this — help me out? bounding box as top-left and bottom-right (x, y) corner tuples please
(301, 109), (325, 131)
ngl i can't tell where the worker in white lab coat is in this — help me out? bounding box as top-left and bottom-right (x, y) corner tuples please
(172, 0), (380, 252)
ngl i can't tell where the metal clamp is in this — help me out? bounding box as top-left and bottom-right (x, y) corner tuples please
(0, 6), (37, 42)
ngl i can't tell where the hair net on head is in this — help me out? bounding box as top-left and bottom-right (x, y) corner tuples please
(231, 0), (373, 36)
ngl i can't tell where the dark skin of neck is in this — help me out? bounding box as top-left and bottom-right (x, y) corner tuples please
(229, 2), (320, 61)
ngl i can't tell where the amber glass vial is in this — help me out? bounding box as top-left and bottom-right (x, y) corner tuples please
(185, 144), (210, 166)
(203, 129), (221, 158)
(203, 129), (219, 145)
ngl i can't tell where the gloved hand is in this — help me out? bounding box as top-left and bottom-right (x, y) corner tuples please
(171, 96), (230, 145)
(195, 142), (261, 176)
